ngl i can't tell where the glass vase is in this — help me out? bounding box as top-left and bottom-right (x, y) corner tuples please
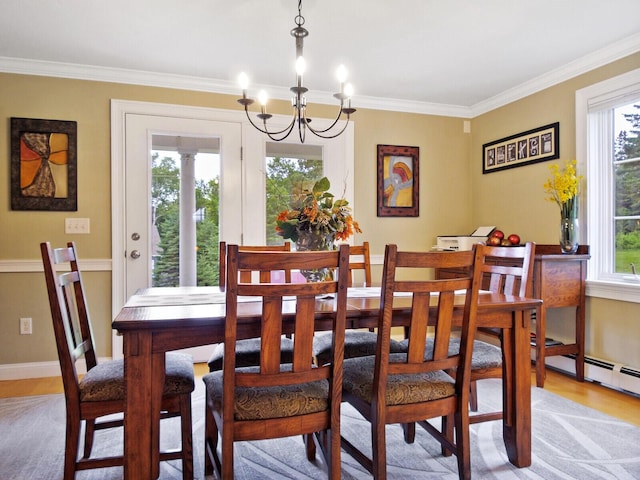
(295, 230), (335, 282)
(559, 216), (579, 254)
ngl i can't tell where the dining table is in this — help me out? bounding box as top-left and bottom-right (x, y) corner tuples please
(112, 285), (541, 479)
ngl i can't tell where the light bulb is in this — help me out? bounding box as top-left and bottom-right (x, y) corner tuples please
(238, 72), (249, 91)
(344, 83), (354, 98)
(258, 90), (268, 106)
(336, 65), (347, 83)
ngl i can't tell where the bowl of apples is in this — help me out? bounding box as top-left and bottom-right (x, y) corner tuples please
(487, 230), (520, 246)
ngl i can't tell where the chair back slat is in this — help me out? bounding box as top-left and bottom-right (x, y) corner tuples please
(223, 245), (349, 393)
(40, 241), (97, 404)
(481, 244), (535, 297)
(219, 241), (292, 288)
(348, 241), (372, 287)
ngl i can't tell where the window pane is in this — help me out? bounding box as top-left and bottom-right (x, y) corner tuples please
(151, 150), (221, 286)
(265, 156), (323, 246)
(614, 102), (640, 274)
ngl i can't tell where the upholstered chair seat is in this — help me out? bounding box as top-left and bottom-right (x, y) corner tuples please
(80, 352), (194, 402)
(342, 353), (456, 406)
(203, 365), (329, 421)
(207, 337), (295, 372)
(313, 331), (405, 366)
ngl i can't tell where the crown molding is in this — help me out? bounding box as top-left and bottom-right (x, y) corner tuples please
(470, 33), (640, 117)
(1, 33), (639, 120)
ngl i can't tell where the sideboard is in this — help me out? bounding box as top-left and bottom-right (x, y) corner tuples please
(435, 243), (590, 388)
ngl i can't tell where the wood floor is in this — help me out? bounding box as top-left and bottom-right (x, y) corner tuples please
(1, 363), (639, 427)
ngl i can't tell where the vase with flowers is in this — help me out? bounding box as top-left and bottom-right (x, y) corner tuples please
(276, 176), (361, 280)
(543, 159), (582, 254)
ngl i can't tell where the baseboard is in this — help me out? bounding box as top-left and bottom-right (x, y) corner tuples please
(543, 354), (640, 396)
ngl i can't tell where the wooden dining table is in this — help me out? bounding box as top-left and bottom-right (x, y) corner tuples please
(112, 286), (541, 479)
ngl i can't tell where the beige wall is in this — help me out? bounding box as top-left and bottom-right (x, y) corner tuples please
(0, 51), (639, 369)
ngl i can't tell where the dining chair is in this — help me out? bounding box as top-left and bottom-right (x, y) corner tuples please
(207, 241), (295, 372)
(402, 242), (535, 439)
(312, 241), (404, 366)
(40, 242), (194, 480)
(464, 241), (535, 423)
(202, 244), (350, 479)
(340, 244), (480, 480)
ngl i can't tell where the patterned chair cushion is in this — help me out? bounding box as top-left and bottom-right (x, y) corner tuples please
(203, 365), (329, 421)
(80, 352), (195, 402)
(342, 353), (455, 406)
(399, 337), (502, 369)
(313, 331), (406, 366)
(207, 337), (295, 372)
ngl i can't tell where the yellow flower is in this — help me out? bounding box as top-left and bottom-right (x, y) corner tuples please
(543, 160), (583, 218)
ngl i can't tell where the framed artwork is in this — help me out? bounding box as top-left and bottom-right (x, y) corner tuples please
(10, 117), (77, 211)
(377, 144), (419, 217)
(482, 122), (559, 174)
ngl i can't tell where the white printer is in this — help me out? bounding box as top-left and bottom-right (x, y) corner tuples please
(435, 226), (496, 251)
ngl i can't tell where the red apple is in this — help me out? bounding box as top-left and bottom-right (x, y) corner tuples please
(492, 230), (504, 240)
(508, 234), (520, 245)
(487, 236), (502, 246)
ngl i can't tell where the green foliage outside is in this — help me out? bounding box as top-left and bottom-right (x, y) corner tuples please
(265, 156), (323, 245)
(614, 105), (640, 273)
(151, 153), (322, 286)
(151, 154), (221, 287)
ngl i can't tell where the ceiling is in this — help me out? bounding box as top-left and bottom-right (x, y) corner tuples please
(1, 0), (640, 117)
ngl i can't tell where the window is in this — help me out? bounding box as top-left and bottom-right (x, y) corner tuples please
(576, 68), (640, 302)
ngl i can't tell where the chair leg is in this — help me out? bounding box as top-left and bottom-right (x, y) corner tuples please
(371, 422), (387, 479)
(441, 415), (454, 457)
(469, 381), (479, 412)
(179, 394), (193, 480)
(402, 422), (415, 443)
(64, 417), (81, 480)
(304, 433), (316, 461)
(83, 419), (95, 458)
(454, 412), (471, 480)
(203, 400), (219, 476)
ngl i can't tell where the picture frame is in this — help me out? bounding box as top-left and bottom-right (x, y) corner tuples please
(482, 122), (559, 174)
(10, 117), (77, 211)
(377, 144), (419, 217)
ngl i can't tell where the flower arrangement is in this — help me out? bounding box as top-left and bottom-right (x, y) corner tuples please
(543, 159), (582, 218)
(275, 177), (361, 244)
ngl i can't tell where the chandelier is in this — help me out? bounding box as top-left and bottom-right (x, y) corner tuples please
(237, 0), (356, 143)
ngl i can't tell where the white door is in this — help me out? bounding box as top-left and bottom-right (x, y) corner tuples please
(117, 113), (241, 361)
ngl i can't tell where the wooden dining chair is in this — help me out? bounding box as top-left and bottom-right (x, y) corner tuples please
(340, 245), (480, 480)
(402, 242), (536, 437)
(202, 244), (350, 479)
(40, 242), (194, 480)
(207, 241), (295, 372)
(312, 241), (404, 366)
(464, 241), (535, 423)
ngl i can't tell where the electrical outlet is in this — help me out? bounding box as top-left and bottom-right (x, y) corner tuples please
(20, 317), (32, 335)
(65, 218), (91, 234)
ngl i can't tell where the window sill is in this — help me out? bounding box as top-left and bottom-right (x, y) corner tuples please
(586, 279), (640, 303)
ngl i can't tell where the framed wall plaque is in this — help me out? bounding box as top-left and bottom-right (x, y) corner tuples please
(482, 122), (559, 174)
(10, 117), (78, 211)
(377, 144), (419, 217)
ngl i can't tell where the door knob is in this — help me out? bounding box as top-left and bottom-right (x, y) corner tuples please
(130, 250), (141, 259)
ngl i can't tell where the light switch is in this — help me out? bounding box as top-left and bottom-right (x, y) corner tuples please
(65, 218), (91, 234)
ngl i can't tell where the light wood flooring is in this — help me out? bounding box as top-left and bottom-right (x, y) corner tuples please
(1, 363), (639, 427)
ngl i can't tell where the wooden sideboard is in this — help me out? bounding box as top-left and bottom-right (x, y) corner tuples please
(435, 244), (590, 388)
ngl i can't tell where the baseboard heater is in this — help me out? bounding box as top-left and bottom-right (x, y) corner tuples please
(543, 353), (640, 397)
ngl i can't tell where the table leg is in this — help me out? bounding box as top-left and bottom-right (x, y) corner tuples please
(503, 310), (532, 467)
(123, 331), (155, 479)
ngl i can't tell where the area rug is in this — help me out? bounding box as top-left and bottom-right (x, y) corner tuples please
(1, 379), (639, 479)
